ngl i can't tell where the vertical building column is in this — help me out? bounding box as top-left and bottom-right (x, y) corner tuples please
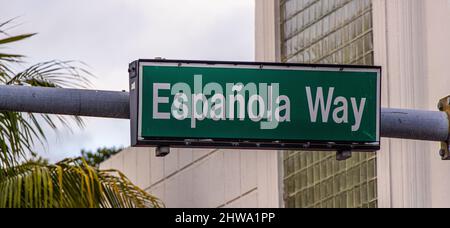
(255, 0), (283, 208)
(373, 0), (431, 207)
(255, 0), (280, 62)
(424, 0), (450, 208)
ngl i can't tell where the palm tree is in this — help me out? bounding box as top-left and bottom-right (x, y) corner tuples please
(0, 19), (162, 208)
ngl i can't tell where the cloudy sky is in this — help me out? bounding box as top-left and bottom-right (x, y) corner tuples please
(2, 0), (255, 162)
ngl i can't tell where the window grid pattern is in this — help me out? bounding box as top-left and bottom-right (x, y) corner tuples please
(280, 0), (377, 208)
(281, 0), (373, 65)
(284, 151), (377, 208)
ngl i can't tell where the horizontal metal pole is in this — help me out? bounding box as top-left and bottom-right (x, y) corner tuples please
(381, 108), (448, 142)
(0, 85), (130, 119)
(0, 85), (448, 142)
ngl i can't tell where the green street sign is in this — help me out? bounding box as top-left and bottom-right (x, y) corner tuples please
(129, 60), (381, 151)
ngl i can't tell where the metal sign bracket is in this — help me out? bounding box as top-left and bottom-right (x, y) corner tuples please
(438, 96), (450, 160)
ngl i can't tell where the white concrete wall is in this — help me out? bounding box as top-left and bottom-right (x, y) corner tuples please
(422, 0), (450, 208)
(373, 0), (450, 208)
(100, 148), (280, 208)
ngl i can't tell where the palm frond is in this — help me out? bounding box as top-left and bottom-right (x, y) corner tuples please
(0, 111), (35, 168)
(7, 60), (94, 88)
(0, 33), (35, 46)
(0, 158), (163, 208)
(0, 18), (29, 64)
(0, 53), (25, 62)
(0, 17), (22, 36)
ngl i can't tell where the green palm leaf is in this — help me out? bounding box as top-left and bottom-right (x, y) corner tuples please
(0, 33), (35, 45)
(0, 158), (163, 208)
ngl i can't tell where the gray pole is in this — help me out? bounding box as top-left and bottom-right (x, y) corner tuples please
(0, 85), (130, 119)
(0, 85), (448, 142)
(381, 108), (448, 141)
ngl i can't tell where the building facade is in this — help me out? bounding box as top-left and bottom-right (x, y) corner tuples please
(256, 0), (450, 208)
(100, 148), (281, 208)
(279, 0), (377, 208)
(101, 0), (450, 208)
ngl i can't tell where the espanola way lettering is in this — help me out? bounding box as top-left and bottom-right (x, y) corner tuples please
(152, 74), (291, 130)
(306, 87), (366, 132)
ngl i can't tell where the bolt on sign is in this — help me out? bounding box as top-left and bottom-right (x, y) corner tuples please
(129, 60), (381, 151)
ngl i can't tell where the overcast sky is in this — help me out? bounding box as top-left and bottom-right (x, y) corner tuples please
(2, 0), (255, 162)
